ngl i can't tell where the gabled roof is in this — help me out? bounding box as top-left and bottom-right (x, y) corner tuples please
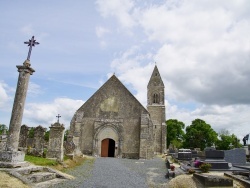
(78, 74), (148, 114)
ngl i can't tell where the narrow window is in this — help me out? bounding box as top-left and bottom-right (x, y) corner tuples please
(153, 93), (159, 103)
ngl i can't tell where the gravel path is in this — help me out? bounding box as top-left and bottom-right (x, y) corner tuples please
(53, 156), (170, 188)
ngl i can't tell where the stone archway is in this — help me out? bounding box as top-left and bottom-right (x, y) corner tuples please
(101, 138), (115, 157)
(93, 123), (123, 157)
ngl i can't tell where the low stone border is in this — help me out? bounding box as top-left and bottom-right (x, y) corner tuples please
(193, 173), (233, 187)
(224, 172), (250, 187)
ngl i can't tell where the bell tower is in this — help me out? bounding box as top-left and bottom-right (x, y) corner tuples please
(147, 65), (166, 154)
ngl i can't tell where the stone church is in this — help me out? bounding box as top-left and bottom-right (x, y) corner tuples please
(69, 65), (166, 159)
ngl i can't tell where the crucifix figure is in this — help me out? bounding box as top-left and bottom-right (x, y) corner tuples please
(24, 36), (39, 61)
(56, 114), (61, 123)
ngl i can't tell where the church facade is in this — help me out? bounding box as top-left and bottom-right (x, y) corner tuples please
(69, 65), (166, 159)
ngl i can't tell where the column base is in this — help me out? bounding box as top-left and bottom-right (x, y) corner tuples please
(0, 150), (25, 163)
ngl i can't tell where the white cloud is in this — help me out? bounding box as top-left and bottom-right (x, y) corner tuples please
(96, 0), (135, 28)
(101, 0), (250, 141)
(0, 81), (9, 108)
(28, 82), (43, 97)
(24, 98), (84, 129)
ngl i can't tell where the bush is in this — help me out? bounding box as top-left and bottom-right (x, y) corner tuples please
(199, 163), (211, 173)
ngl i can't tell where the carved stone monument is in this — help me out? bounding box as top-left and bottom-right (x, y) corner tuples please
(19, 124), (30, 148)
(47, 122), (65, 161)
(0, 36), (39, 167)
(33, 125), (46, 156)
(64, 135), (76, 159)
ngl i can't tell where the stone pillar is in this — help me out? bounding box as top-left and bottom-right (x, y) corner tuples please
(33, 125), (46, 156)
(0, 60), (34, 166)
(47, 122), (65, 161)
(6, 60), (35, 151)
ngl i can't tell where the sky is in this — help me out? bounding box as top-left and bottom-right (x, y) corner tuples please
(0, 0), (250, 142)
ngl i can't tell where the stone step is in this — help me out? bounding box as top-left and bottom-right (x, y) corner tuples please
(16, 166), (44, 175)
(26, 172), (56, 183)
(32, 178), (66, 188)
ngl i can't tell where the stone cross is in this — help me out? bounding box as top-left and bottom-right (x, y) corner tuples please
(24, 36), (39, 61)
(56, 114), (61, 123)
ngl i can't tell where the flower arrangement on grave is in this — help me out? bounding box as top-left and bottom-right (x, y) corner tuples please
(199, 163), (211, 173)
(170, 165), (175, 171)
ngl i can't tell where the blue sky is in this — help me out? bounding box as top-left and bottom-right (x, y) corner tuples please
(1, 0), (250, 141)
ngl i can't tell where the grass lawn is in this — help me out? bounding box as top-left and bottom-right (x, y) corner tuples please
(25, 155), (58, 166)
(24, 154), (90, 172)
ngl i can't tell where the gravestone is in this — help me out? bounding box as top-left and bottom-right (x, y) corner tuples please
(0, 133), (7, 151)
(18, 124), (30, 148)
(46, 122), (65, 161)
(201, 150), (229, 169)
(177, 149), (192, 161)
(224, 148), (246, 165)
(191, 150), (198, 158)
(64, 135), (76, 159)
(33, 125), (46, 156)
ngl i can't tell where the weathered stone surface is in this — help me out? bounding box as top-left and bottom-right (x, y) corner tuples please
(33, 125), (46, 156)
(6, 60), (35, 152)
(0, 150), (25, 163)
(19, 124), (30, 148)
(64, 135), (75, 155)
(26, 172), (57, 183)
(0, 134), (7, 151)
(47, 122), (65, 161)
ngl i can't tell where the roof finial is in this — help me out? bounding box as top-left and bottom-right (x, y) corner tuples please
(155, 62), (157, 65)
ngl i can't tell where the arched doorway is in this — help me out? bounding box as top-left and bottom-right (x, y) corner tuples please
(101, 138), (115, 157)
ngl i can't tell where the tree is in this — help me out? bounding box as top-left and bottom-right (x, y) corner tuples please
(183, 119), (218, 150)
(216, 129), (242, 150)
(166, 119), (185, 148)
(0, 124), (7, 134)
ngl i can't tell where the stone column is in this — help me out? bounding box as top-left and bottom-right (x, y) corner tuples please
(6, 60), (35, 151)
(0, 60), (34, 166)
(47, 122), (65, 161)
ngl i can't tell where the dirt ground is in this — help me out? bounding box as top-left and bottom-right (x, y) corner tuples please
(0, 171), (30, 188)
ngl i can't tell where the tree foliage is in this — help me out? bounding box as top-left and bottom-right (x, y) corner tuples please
(166, 119), (185, 148)
(216, 129), (242, 150)
(183, 119), (218, 150)
(0, 124), (7, 134)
